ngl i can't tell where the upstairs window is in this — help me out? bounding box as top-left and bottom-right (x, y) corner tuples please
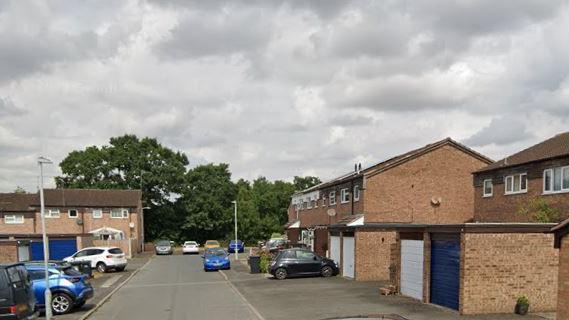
(340, 188), (350, 203)
(45, 209), (60, 218)
(111, 208), (129, 219)
(306, 198), (312, 209)
(354, 185), (360, 201)
(329, 191), (336, 205)
(4, 214), (24, 224)
(483, 179), (493, 197)
(322, 197), (327, 207)
(68, 209), (78, 219)
(505, 173), (527, 195)
(544, 166), (569, 193)
(92, 209), (103, 219)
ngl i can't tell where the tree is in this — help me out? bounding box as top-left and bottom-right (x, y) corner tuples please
(293, 176), (321, 191)
(518, 197), (561, 223)
(178, 164), (236, 244)
(55, 134), (189, 241)
(14, 186), (26, 193)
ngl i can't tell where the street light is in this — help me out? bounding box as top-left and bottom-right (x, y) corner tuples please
(231, 200), (238, 260)
(38, 156), (53, 320)
(141, 207), (150, 252)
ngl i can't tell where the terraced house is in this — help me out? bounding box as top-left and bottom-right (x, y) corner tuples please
(0, 188), (143, 262)
(285, 137), (492, 280)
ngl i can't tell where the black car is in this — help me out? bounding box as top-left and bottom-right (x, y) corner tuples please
(0, 263), (38, 319)
(269, 248), (339, 280)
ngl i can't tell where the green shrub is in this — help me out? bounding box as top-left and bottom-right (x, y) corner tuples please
(518, 198), (560, 223)
(517, 295), (529, 306)
(259, 251), (271, 273)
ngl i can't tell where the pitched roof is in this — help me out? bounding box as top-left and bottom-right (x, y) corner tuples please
(476, 132), (569, 173)
(0, 189), (141, 211)
(294, 137), (492, 195)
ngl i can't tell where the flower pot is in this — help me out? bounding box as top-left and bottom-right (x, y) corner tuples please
(515, 303), (529, 315)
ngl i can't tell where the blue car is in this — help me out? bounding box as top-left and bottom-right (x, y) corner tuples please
(25, 264), (93, 315)
(228, 240), (245, 253)
(203, 248), (231, 271)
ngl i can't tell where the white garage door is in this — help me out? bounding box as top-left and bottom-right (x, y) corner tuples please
(330, 236), (341, 264)
(342, 236), (355, 278)
(401, 240), (424, 300)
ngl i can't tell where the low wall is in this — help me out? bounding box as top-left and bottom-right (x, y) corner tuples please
(461, 233), (558, 315)
(0, 241), (18, 263)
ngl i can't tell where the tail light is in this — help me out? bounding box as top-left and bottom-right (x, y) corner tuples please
(9, 305), (17, 314)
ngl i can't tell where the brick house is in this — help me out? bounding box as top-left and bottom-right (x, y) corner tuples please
(553, 219), (569, 320)
(473, 131), (569, 223)
(286, 138), (493, 279)
(0, 189), (143, 260)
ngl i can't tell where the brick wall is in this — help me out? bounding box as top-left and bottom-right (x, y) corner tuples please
(474, 178), (569, 222)
(461, 233), (558, 315)
(314, 228), (328, 256)
(0, 242), (18, 263)
(558, 236), (569, 320)
(364, 145), (487, 224)
(355, 230), (396, 281)
(286, 229), (300, 245)
(0, 217), (35, 233)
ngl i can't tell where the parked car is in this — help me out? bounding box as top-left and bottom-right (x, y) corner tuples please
(269, 248), (339, 280)
(182, 241), (199, 254)
(63, 247), (127, 273)
(202, 248), (231, 271)
(0, 263), (37, 319)
(24, 264), (93, 315)
(227, 240), (244, 253)
(267, 239), (286, 253)
(154, 240), (173, 255)
(204, 240), (220, 249)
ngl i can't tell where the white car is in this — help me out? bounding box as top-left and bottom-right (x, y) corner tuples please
(64, 246), (127, 273)
(182, 241), (200, 254)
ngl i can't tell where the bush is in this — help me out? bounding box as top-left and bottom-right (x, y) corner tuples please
(517, 295), (529, 306)
(259, 251), (271, 273)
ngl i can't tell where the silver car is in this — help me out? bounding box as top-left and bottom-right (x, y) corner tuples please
(155, 240), (173, 255)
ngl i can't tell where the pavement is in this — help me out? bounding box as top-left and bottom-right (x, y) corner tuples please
(77, 252), (556, 320)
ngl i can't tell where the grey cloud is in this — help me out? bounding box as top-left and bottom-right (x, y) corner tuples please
(0, 97), (25, 117)
(464, 117), (534, 147)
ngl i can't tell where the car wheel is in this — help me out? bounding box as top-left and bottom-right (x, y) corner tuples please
(52, 292), (73, 315)
(321, 266), (334, 278)
(274, 268), (287, 280)
(96, 262), (107, 273)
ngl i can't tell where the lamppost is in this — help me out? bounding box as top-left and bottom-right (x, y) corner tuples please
(38, 156), (52, 320)
(142, 207), (150, 252)
(231, 200), (238, 260)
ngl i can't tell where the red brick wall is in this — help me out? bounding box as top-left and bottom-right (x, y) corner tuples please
(286, 229), (300, 244)
(474, 178), (569, 222)
(0, 217), (35, 233)
(558, 236), (569, 320)
(355, 230), (397, 281)
(461, 233), (558, 315)
(364, 145), (487, 224)
(0, 242), (18, 263)
(314, 228), (328, 256)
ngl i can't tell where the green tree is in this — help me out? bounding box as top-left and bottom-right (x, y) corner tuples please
(179, 164), (236, 244)
(55, 134), (189, 241)
(518, 197), (561, 223)
(14, 186), (26, 193)
(293, 176), (321, 191)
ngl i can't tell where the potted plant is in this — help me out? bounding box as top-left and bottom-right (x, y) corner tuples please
(515, 295), (529, 315)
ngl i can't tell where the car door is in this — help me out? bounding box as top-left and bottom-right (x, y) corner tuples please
(295, 251), (321, 274)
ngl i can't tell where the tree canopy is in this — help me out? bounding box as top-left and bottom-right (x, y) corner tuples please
(55, 134), (321, 244)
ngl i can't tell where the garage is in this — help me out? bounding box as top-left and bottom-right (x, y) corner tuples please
(430, 235), (460, 311)
(30, 238), (77, 260)
(400, 239), (424, 300)
(342, 235), (355, 278)
(329, 234), (340, 264)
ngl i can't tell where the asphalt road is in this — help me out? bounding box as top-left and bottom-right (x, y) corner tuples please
(88, 254), (260, 320)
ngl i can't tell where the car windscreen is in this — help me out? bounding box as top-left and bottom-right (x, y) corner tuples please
(185, 242), (197, 245)
(206, 241), (218, 245)
(108, 248), (123, 254)
(156, 241), (170, 246)
(206, 248), (226, 257)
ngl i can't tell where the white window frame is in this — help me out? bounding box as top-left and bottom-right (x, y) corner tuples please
(92, 209), (103, 219)
(68, 209), (78, 219)
(329, 191), (336, 205)
(543, 166), (569, 194)
(504, 173), (527, 195)
(340, 188), (350, 204)
(4, 214), (24, 224)
(314, 198), (318, 208)
(306, 198), (312, 209)
(322, 196), (327, 207)
(45, 209), (60, 218)
(482, 179), (493, 197)
(111, 208), (129, 219)
(354, 185), (360, 202)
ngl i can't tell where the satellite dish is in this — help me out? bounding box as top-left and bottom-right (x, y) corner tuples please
(327, 209), (336, 217)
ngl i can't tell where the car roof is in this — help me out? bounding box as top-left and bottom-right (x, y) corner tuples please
(205, 240), (219, 242)
(81, 246), (119, 250)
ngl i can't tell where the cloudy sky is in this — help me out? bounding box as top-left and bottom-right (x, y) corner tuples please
(1, 0), (569, 192)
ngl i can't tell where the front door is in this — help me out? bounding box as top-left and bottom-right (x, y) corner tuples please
(17, 245), (30, 262)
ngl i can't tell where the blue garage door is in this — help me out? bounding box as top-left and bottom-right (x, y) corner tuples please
(430, 238), (460, 311)
(30, 239), (77, 261)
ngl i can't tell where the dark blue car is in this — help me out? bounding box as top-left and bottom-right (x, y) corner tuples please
(25, 264), (93, 315)
(227, 240), (244, 253)
(203, 248), (231, 271)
